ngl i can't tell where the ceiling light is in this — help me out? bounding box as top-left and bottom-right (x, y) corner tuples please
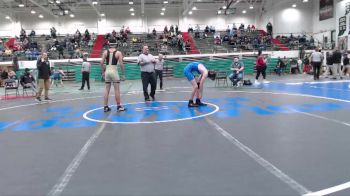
(64, 10), (69, 14)
(160, 12), (164, 15)
(31, 10), (36, 14)
(131, 12), (135, 16)
(39, 14), (44, 18)
(222, 6), (227, 9)
(5, 16), (10, 20)
(292, 4), (296, 7)
(56, 0), (60, 4)
(217, 10), (221, 14)
(129, 1), (133, 5)
(70, 14), (75, 18)
(92, 1), (98, 5)
(242, 10), (246, 14)
(192, 6), (197, 10)
(162, 7), (166, 11)
(18, 4), (25, 7)
(48, 0), (54, 3)
(163, 1), (168, 4)
(249, 5), (254, 9)
(100, 13), (105, 17)
(129, 8), (134, 11)
(303, 0), (308, 2)
(188, 11), (193, 15)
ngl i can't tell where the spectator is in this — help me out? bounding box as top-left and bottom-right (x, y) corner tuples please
(1, 69), (8, 80)
(266, 22), (273, 36)
(25, 49), (32, 60)
(155, 54), (165, 90)
(35, 52), (52, 102)
(274, 57), (283, 76)
(79, 53), (91, 90)
(152, 28), (157, 36)
(175, 25), (179, 35)
(57, 44), (65, 59)
(125, 26), (131, 34)
(343, 54), (349, 77)
(20, 68), (37, 93)
(325, 52), (333, 78)
(303, 56), (312, 74)
(51, 66), (65, 88)
(164, 25), (168, 34)
(29, 30), (36, 37)
(290, 58), (300, 74)
(229, 57), (244, 86)
(332, 47), (342, 79)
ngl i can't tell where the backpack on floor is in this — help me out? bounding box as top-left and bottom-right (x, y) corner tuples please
(243, 80), (252, 86)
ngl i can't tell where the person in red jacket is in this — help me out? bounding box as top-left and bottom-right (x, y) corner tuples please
(255, 50), (269, 85)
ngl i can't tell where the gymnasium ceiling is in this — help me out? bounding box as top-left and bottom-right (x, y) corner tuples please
(0, 0), (265, 17)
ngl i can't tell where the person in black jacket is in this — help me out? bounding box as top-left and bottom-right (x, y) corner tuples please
(35, 52), (52, 102)
(325, 52), (333, 78)
(20, 68), (37, 93)
(343, 54), (350, 77)
(332, 48), (342, 79)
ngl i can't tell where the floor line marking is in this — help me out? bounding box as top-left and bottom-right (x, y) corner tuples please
(205, 118), (311, 195)
(47, 123), (106, 196)
(303, 181), (350, 196)
(47, 82), (134, 196)
(294, 110), (350, 127)
(309, 86), (350, 92)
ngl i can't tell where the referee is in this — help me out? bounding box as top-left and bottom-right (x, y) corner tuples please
(79, 53), (91, 90)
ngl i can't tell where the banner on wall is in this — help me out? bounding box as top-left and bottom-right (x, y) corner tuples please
(339, 16), (346, 36)
(338, 36), (348, 51)
(320, 0), (334, 21)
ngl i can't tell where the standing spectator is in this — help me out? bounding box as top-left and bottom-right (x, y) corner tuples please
(255, 50), (269, 84)
(343, 54), (349, 77)
(332, 47), (342, 79)
(51, 67), (65, 88)
(35, 52), (52, 102)
(325, 52), (333, 78)
(12, 53), (19, 73)
(175, 25), (179, 35)
(155, 54), (165, 90)
(290, 58), (299, 74)
(57, 44), (64, 59)
(275, 57), (283, 76)
(79, 53), (91, 90)
(138, 45), (156, 102)
(266, 22), (273, 36)
(310, 48), (324, 80)
(303, 56), (312, 75)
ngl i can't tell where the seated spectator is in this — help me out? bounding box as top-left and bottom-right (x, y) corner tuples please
(204, 25), (209, 33)
(50, 27), (57, 39)
(20, 68), (37, 93)
(125, 26), (131, 34)
(0, 49), (3, 61)
(51, 67), (65, 87)
(210, 26), (215, 33)
(164, 25), (169, 34)
(152, 28), (157, 36)
(223, 34), (230, 42)
(251, 25), (256, 31)
(214, 36), (221, 45)
(25, 49), (32, 60)
(229, 57), (244, 86)
(169, 25), (174, 33)
(1, 70), (8, 80)
(188, 26), (194, 33)
(29, 30), (36, 37)
(175, 25), (179, 35)
(274, 57), (283, 76)
(290, 58), (300, 74)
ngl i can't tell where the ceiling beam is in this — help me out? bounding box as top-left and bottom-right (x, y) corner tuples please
(86, 0), (101, 17)
(182, 0), (194, 16)
(27, 0), (58, 18)
(141, 0), (144, 16)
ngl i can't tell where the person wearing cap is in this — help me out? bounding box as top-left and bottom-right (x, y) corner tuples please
(79, 53), (91, 90)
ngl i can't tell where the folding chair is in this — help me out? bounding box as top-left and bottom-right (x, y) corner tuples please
(215, 71), (228, 87)
(22, 83), (36, 96)
(4, 79), (19, 99)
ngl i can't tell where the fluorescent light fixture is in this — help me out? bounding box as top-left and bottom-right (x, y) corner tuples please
(249, 5), (254, 9)
(100, 13), (105, 16)
(64, 10), (69, 14)
(129, 7), (134, 11)
(70, 14), (75, 18)
(242, 10), (246, 14)
(192, 6), (197, 10)
(160, 12), (164, 15)
(162, 7), (166, 11)
(56, 0), (60, 4)
(188, 11), (193, 15)
(92, 1), (98, 5)
(129, 1), (133, 5)
(131, 12), (135, 16)
(18, 4), (25, 7)
(292, 4), (296, 7)
(39, 14), (44, 18)
(303, 0), (308, 2)
(31, 10), (36, 14)
(222, 6), (227, 9)
(163, 1), (168, 4)
(5, 16), (10, 19)
(218, 10), (221, 14)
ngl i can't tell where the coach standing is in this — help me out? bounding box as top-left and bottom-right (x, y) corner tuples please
(35, 52), (52, 102)
(138, 45), (156, 101)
